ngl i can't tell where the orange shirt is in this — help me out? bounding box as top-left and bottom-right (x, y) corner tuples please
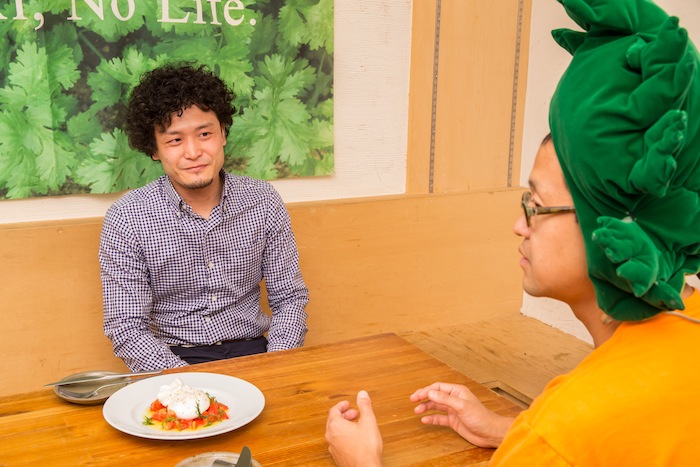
(490, 289), (700, 466)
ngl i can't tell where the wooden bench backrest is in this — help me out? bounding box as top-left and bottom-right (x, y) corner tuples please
(0, 189), (523, 396)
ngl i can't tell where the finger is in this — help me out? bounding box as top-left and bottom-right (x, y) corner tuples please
(414, 400), (449, 415)
(420, 413), (450, 427)
(329, 400), (351, 415)
(428, 389), (453, 405)
(326, 400), (351, 430)
(341, 408), (360, 421)
(411, 381), (465, 401)
(427, 389), (468, 413)
(414, 402), (429, 414)
(432, 382), (468, 396)
(409, 382), (443, 401)
(326, 404), (353, 438)
(356, 390), (378, 426)
(409, 389), (430, 402)
(326, 402), (343, 436)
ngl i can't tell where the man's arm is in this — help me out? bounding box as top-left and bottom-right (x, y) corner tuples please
(261, 188), (309, 351)
(100, 208), (188, 371)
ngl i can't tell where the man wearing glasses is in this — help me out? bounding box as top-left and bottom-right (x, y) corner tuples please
(326, 0), (700, 464)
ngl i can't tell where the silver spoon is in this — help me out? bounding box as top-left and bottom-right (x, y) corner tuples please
(58, 380), (132, 399)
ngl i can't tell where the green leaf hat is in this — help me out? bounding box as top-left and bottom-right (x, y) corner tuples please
(549, 0), (700, 320)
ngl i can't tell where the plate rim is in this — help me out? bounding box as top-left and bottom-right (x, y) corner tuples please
(102, 372), (265, 440)
(174, 451), (262, 467)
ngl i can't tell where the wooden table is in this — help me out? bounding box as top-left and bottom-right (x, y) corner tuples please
(0, 334), (523, 466)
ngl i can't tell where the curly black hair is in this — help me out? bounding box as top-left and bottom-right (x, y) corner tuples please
(124, 62), (236, 157)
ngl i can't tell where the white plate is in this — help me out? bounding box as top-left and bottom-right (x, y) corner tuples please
(102, 372), (265, 440)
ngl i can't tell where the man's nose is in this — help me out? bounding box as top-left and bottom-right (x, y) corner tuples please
(513, 211), (530, 237)
(184, 139), (202, 159)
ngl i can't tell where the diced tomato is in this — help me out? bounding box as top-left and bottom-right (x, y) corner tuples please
(191, 418), (205, 428)
(143, 396), (229, 431)
(206, 401), (229, 420)
(179, 418), (192, 429)
(151, 408), (175, 422)
(150, 400), (165, 411)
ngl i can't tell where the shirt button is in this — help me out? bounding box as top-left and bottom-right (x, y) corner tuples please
(205, 317), (212, 323)
(208, 262), (214, 269)
(211, 295), (217, 302)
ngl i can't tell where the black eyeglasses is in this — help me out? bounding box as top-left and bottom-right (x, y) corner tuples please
(521, 191), (576, 227)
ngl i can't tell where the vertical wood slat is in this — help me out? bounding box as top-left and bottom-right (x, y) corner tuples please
(408, 0), (531, 194)
(406, 0), (438, 194)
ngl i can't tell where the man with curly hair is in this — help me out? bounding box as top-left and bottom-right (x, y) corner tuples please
(99, 63), (309, 371)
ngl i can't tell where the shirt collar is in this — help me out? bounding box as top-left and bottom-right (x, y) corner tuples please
(220, 171), (232, 209)
(163, 171), (230, 215)
(163, 176), (184, 213)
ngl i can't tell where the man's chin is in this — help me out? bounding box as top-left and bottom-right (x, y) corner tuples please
(522, 281), (545, 298)
(182, 178), (214, 190)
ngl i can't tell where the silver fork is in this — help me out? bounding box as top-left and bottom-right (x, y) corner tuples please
(58, 380), (132, 399)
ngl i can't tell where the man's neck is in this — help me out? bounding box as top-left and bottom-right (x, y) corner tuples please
(574, 283), (696, 348)
(570, 296), (620, 348)
(175, 176), (223, 220)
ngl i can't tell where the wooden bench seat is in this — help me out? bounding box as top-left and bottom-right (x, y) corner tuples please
(401, 314), (593, 407)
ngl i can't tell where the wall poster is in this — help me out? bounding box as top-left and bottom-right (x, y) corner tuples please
(0, 0), (334, 200)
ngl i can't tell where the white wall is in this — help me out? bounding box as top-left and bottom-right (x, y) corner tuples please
(520, 0), (700, 344)
(0, 0), (412, 224)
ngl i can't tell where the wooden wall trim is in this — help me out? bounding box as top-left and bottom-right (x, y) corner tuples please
(406, 0), (438, 194)
(509, 0), (533, 188)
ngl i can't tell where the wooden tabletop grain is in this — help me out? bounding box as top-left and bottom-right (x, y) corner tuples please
(0, 333), (522, 466)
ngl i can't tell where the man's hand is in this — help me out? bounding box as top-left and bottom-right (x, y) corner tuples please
(410, 382), (515, 448)
(325, 390), (383, 467)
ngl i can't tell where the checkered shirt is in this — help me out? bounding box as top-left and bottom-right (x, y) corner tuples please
(99, 172), (309, 371)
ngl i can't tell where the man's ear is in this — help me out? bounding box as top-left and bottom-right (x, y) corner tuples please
(151, 153), (161, 161)
(221, 124), (227, 146)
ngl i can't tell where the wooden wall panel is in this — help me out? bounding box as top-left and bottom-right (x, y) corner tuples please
(0, 220), (130, 397)
(0, 189), (524, 396)
(408, 0), (530, 193)
(433, 0), (521, 192)
(289, 189), (524, 346)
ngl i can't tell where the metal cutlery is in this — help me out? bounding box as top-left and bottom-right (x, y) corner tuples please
(236, 446), (253, 467)
(212, 446), (252, 467)
(45, 369), (163, 387)
(58, 380), (133, 399)
(212, 460), (235, 467)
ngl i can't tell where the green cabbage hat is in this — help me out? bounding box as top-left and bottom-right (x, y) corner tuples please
(549, 0), (700, 320)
